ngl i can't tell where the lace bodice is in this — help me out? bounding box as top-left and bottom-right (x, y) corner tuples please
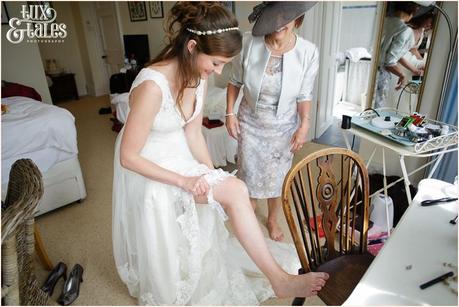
(258, 55), (283, 109)
(129, 68), (206, 133)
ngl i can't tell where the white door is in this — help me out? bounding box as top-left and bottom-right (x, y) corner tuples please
(314, 2), (342, 138)
(96, 2), (124, 78)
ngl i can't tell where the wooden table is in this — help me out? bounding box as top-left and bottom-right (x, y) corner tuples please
(344, 179), (458, 305)
(48, 73), (79, 102)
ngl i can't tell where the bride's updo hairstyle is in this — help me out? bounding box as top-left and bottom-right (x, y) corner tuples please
(150, 2), (242, 111)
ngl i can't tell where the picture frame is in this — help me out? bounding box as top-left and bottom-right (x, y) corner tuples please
(149, 2), (164, 19)
(219, 1), (235, 14)
(2, 2), (10, 25)
(128, 2), (147, 22)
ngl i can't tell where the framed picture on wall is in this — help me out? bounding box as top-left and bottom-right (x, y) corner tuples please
(128, 2), (147, 22)
(149, 2), (164, 19)
(219, 1), (235, 14)
(2, 2), (10, 25)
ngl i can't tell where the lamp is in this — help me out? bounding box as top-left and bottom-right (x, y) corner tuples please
(396, 81), (421, 113)
(413, 1), (456, 118)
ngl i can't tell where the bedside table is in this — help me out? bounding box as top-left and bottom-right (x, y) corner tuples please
(48, 73), (79, 102)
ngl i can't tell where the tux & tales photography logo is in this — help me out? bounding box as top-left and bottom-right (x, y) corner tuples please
(6, 3), (67, 44)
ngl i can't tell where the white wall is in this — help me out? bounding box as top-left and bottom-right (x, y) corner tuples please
(1, 2), (52, 104)
(339, 2), (378, 52)
(71, 2), (95, 96)
(38, 2), (88, 96)
(234, 1), (258, 33)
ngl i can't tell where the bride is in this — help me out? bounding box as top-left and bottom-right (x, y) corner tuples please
(112, 2), (328, 305)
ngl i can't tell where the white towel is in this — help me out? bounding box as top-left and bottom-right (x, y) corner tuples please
(345, 47), (372, 62)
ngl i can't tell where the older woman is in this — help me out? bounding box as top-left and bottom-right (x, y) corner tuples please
(226, 2), (319, 241)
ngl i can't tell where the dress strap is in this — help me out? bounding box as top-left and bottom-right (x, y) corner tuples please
(129, 68), (171, 100)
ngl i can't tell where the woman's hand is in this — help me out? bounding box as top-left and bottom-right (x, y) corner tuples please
(395, 74), (406, 90)
(411, 67), (424, 76)
(290, 124), (309, 153)
(225, 115), (240, 140)
(179, 175), (210, 197)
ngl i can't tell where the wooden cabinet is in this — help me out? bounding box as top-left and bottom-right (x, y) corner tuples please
(48, 73), (79, 102)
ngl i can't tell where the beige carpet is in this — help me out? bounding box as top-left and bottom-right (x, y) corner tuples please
(34, 95), (328, 306)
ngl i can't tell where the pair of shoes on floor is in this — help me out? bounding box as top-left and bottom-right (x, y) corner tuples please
(41, 262), (84, 305)
(98, 107), (112, 115)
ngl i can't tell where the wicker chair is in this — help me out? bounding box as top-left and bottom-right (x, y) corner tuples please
(1, 159), (50, 305)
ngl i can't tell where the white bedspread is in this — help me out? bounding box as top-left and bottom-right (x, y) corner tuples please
(111, 93), (130, 124)
(1, 96), (78, 183)
(202, 86), (242, 167)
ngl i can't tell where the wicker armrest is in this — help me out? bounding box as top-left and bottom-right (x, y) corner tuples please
(1, 159), (49, 305)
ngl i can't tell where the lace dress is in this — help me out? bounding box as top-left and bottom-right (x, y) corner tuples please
(237, 55), (298, 198)
(112, 68), (299, 305)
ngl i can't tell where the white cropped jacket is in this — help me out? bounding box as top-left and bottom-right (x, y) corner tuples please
(230, 32), (319, 117)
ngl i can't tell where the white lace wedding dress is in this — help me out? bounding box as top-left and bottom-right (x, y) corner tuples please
(112, 68), (299, 305)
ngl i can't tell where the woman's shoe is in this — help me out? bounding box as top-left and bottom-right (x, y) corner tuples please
(57, 264), (84, 306)
(41, 262), (67, 296)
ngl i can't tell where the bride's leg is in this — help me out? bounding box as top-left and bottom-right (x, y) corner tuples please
(208, 176), (329, 298)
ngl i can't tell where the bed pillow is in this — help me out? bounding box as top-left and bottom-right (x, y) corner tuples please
(1, 81), (42, 102)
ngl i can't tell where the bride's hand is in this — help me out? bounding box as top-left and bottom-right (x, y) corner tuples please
(180, 175), (210, 197)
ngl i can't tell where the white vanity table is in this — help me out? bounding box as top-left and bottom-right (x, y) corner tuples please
(344, 178), (458, 305)
(341, 108), (458, 204)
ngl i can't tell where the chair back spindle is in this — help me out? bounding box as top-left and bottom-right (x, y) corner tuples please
(282, 148), (373, 305)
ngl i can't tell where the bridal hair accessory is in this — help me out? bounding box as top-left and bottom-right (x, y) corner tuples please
(186, 27), (239, 36)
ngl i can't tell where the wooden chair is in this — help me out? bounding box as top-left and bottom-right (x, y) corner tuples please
(1, 159), (50, 305)
(281, 148), (374, 305)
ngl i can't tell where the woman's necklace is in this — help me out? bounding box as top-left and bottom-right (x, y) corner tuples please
(266, 33), (294, 55)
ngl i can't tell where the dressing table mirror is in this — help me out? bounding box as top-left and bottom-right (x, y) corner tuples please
(366, 1), (441, 113)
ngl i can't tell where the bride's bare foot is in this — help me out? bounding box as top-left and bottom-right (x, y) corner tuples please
(267, 220), (284, 241)
(272, 272), (329, 298)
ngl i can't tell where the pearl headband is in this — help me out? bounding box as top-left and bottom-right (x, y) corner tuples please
(186, 27), (239, 36)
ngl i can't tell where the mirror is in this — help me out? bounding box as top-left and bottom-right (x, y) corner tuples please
(369, 1), (440, 113)
(333, 2), (379, 119)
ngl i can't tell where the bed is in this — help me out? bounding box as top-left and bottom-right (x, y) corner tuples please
(110, 80), (242, 167)
(1, 96), (87, 216)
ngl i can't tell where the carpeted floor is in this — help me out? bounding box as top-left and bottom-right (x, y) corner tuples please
(34, 95), (328, 305)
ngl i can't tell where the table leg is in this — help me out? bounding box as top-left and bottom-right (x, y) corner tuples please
(341, 129), (352, 150)
(341, 129), (378, 169)
(34, 225), (53, 270)
(382, 148), (392, 237)
(365, 147), (377, 169)
(427, 152), (446, 178)
(399, 155), (413, 204)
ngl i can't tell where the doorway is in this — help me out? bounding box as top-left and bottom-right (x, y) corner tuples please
(314, 2), (379, 148)
(95, 2), (124, 82)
